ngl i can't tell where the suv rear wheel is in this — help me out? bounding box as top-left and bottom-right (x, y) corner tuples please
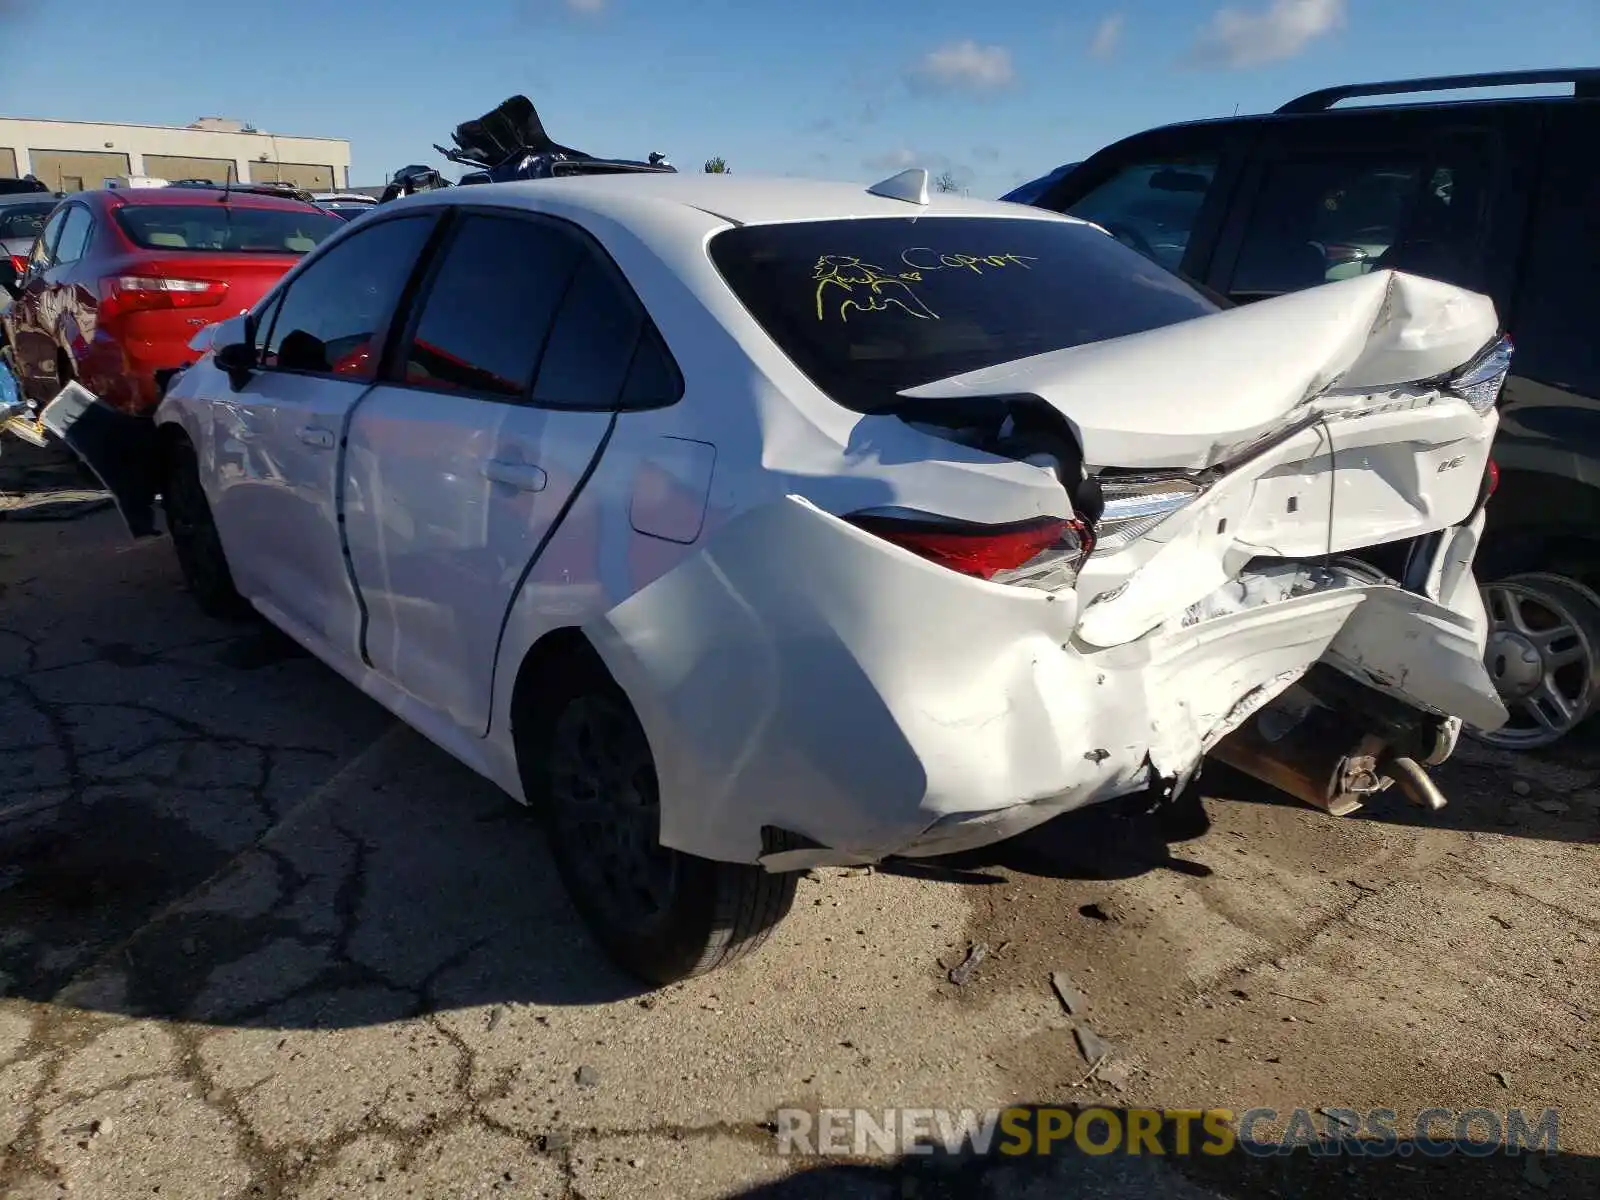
(1474, 572), (1600, 749)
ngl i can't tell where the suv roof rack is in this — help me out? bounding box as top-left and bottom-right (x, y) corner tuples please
(1277, 67), (1600, 114)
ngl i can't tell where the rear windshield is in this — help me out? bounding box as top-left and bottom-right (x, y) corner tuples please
(709, 215), (1220, 413)
(0, 203), (54, 241)
(114, 204), (343, 254)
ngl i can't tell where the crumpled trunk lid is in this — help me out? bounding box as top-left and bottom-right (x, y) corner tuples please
(898, 269), (1499, 471)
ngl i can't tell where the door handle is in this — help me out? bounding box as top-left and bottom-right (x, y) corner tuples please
(297, 425), (335, 449)
(482, 459), (548, 492)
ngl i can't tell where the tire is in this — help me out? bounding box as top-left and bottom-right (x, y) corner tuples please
(531, 664), (798, 984)
(161, 438), (251, 619)
(1472, 571), (1600, 750)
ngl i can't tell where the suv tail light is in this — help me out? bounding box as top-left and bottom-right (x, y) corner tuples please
(846, 510), (1093, 590)
(98, 275), (229, 322)
(8, 254), (25, 277)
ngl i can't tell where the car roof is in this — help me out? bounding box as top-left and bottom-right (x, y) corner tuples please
(98, 186), (328, 212)
(0, 192), (57, 207)
(398, 172), (1086, 229)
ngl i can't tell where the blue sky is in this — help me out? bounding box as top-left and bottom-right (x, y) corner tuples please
(2, 0), (1597, 195)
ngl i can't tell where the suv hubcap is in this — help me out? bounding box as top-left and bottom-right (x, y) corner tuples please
(1473, 574), (1600, 749)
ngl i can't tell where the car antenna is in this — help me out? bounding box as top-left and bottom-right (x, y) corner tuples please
(221, 161), (234, 204)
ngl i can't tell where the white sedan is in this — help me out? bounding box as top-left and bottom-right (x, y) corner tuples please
(49, 168), (1510, 983)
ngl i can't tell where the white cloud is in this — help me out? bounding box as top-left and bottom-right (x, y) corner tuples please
(906, 40), (1017, 95)
(1089, 14), (1124, 60)
(1189, 0), (1345, 69)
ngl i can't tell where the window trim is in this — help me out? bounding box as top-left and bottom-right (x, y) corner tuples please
(249, 209), (445, 384)
(379, 203), (684, 414)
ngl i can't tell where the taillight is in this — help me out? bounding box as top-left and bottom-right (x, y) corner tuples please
(1448, 333), (1513, 415)
(1487, 459), (1500, 497)
(98, 275), (229, 322)
(846, 511), (1093, 589)
(1093, 473), (1205, 553)
(8, 254), (25, 277)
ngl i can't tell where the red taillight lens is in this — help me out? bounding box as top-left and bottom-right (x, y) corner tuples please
(98, 275), (229, 322)
(847, 513), (1093, 586)
(1487, 459), (1500, 497)
(8, 254), (25, 276)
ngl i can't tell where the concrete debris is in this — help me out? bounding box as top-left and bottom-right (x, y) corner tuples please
(1073, 1024), (1115, 1065)
(1050, 971), (1088, 1015)
(948, 942), (989, 986)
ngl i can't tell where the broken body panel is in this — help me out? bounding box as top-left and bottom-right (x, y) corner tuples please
(588, 271), (1509, 866)
(49, 239), (1509, 871)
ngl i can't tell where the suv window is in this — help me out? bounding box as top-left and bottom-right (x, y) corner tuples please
(260, 215), (433, 379)
(1511, 118), (1600, 398)
(402, 214), (580, 398)
(52, 205), (93, 265)
(709, 215), (1219, 414)
(1065, 160), (1219, 273)
(1228, 153), (1489, 299)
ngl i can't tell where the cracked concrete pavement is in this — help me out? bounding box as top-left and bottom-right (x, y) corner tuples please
(2, 478), (1598, 1198)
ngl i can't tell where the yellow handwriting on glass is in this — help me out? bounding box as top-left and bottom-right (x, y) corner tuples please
(899, 249), (1038, 274)
(813, 255), (939, 323)
(812, 251), (1039, 322)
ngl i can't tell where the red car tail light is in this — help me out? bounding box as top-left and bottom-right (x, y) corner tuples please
(8, 254), (25, 276)
(846, 511), (1093, 589)
(1487, 459), (1500, 497)
(98, 275), (229, 321)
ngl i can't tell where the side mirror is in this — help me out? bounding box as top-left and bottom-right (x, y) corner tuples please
(207, 315), (257, 383)
(214, 338), (257, 374)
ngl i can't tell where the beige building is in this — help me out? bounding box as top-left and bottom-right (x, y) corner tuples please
(0, 115), (351, 193)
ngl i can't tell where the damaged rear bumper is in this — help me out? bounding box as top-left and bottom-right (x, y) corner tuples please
(584, 496), (1505, 870)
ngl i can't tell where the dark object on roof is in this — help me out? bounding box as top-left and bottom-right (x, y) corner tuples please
(437, 94), (678, 186)
(0, 176), (50, 196)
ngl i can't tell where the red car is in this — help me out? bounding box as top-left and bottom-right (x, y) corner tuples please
(3, 186), (344, 414)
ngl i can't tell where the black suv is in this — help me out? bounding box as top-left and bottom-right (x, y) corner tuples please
(1025, 68), (1600, 751)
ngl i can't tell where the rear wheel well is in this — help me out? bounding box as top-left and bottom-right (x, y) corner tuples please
(1481, 469), (1600, 586)
(508, 627), (612, 810)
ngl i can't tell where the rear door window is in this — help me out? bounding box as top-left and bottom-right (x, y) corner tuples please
(1222, 138), (1495, 301)
(52, 205), (93, 265)
(1509, 106), (1600, 399)
(399, 213), (580, 398)
(709, 215), (1219, 414)
(29, 208), (65, 269)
